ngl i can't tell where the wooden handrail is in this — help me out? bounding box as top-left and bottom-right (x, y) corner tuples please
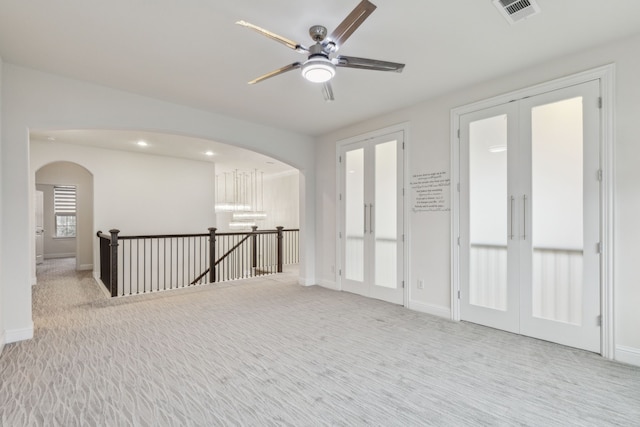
(97, 229), (297, 240)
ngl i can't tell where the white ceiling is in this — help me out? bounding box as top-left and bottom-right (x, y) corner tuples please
(2, 0), (640, 138)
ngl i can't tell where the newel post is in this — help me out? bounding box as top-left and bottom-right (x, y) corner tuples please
(208, 227), (217, 283)
(276, 226), (284, 273)
(109, 229), (120, 297)
(251, 226), (258, 272)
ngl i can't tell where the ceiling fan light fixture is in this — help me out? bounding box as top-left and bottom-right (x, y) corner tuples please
(301, 57), (335, 83)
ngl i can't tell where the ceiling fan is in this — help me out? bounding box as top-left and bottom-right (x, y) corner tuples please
(237, 0), (405, 101)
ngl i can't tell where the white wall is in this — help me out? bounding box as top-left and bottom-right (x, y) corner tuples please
(0, 54), (4, 354)
(1, 64), (316, 343)
(262, 171), (299, 230)
(32, 141), (218, 235)
(315, 33), (640, 364)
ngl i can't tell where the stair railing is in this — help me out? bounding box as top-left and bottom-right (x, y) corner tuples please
(96, 226), (298, 297)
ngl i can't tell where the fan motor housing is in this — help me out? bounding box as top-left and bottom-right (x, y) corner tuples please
(309, 25), (327, 42)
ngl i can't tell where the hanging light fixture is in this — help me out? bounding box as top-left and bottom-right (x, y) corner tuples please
(232, 212), (267, 220)
(215, 169), (268, 229)
(229, 220), (257, 229)
(214, 170), (252, 212)
(232, 170), (266, 221)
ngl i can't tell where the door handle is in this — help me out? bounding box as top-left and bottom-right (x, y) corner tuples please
(364, 204), (367, 234)
(509, 196), (514, 240)
(522, 195), (528, 240)
(369, 204), (374, 234)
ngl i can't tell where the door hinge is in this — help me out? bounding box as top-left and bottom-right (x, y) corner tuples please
(457, 182), (460, 192)
(596, 315), (602, 326)
(598, 97), (603, 109)
(597, 169), (603, 182)
(339, 193), (342, 201)
(339, 231), (342, 239)
(339, 269), (342, 276)
(402, 234), (405, 242)
(402, 281), (405, 289)
(457, 236), (460, 246)
(597, 242), (602, 254)
(402, 142), (405, 149)
(457, 290), (461, 299)
(457, 129), (460, 138)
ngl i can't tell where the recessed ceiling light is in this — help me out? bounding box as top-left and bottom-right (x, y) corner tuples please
(47, 137), (56, 142)
(137, 140), (148, 147)
(205, 151), (214, 156)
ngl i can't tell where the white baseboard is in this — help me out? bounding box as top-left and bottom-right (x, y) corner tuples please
(318, 280), (339, 291)
(44, 253), (76, 259)
(408, 300), (451, 319)
(0, 331), (5, 355)
(93, 273), (111, 297)
(615, 345), (640, 367)
(79, 264), (93, 271)
(297, 277), (316, 287)
(5, 324), (34, 343)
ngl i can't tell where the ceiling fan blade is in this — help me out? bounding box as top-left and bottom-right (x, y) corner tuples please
(335, 55), (405, 72)
(248, 62), (302, 85)
(236, 21), (308, 53)
(327, 0), (377, 50)
(321, 81), (335, 102)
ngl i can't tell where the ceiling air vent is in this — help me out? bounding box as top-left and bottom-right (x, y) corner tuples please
(493, 0), (541, 24)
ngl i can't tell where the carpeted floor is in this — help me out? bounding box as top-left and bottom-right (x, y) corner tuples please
(1, 258), (639, 426)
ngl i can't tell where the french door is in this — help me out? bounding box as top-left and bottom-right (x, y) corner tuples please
(459, 80), (601, 352)
(339, 131), (404, 305)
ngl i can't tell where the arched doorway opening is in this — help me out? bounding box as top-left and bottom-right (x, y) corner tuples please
(29, 129), (302, 291)
(34, 161), (94, 280)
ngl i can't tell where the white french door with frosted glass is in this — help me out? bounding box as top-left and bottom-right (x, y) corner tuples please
(459, 80), (601, 352)
(339, 131), (404, 305)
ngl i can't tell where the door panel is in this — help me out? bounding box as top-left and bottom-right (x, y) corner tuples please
(345, 147), (365, 283)
(519, 81), (601, 352)
(340, 132), (404, 305)
(460, 104), (519, 333)
(469, 114), (508, 310)
(374, 140), (397, 289)
(460, 80), (601, 352)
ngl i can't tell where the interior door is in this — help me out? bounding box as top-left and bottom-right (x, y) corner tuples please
(460, 103), (519, 333)
(340, 131), (404, 305)
(459, 80), (601, 352)
(36, 190), (45, 265)
(519, 81), (601, 352)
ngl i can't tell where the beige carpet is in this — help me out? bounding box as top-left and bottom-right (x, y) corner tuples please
(1, 258), (639, 426)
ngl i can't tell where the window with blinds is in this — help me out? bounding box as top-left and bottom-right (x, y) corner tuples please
(54, 185), (77, 237)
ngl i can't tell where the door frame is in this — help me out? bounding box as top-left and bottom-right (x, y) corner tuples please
(335, 123), (410, 306)
(451, 64), (615, 359)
